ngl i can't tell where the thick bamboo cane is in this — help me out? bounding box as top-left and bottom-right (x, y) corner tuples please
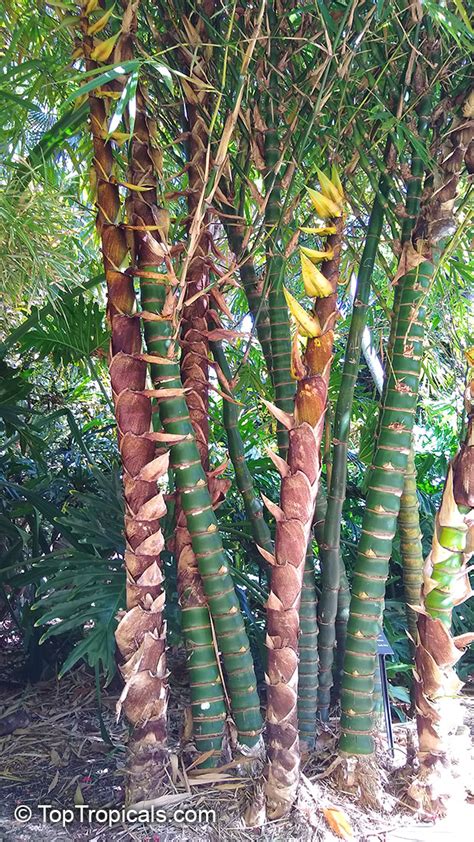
(80, 2), (168, 802)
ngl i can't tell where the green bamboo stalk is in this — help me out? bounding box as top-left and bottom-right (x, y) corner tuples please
(297, 482), (327, 744)
(297, 537), (319, 749)
(139, 274), (263, 748)
(317, 163), (392, 721)
(313, 480), (328, 548)
(210, 338), (273, 557)
(339, 253), (433, 755)
(399, 448), (424, 641)
(263, 8), (295, 459)
(339, 81), (435, 754)
(125, 65), (262, 750)
(334, 565), (351, 700)
(124, 61), (227, 761)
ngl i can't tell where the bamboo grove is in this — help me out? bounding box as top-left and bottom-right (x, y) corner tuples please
(1, 0), (474, 827)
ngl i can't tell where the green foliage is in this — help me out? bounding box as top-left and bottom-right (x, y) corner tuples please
(19, 295), (108, 367)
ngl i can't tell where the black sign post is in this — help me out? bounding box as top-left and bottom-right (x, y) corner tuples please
(376, 630), (394, 756)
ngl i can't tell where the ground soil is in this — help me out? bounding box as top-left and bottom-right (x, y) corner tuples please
(0, 651), (473, 841)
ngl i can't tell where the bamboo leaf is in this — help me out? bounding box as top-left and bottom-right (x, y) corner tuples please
(65, 60), (139, 103)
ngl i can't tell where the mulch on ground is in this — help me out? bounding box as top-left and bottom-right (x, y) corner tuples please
(0, 653), (473, 841)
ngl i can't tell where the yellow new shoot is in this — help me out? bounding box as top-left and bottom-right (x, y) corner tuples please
(317, 167), (343, 205)
(307, 187), (341, 219)
(331, 165), (344, 199)
(300, 245), (334, 263)
(300, 253), (333, 298)
(283, 286), (322, 337)
(299, 225), (337, 236)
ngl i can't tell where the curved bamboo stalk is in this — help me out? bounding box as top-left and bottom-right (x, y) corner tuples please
(219, 188), (273, 375)
(79, 3), (168, 802)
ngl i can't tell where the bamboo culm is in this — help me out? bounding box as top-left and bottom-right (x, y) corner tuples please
(80, 2), (169, 801)
(339, 256), (432, 755)
(123, 57), (261, 751)
(297, 537), (319, 749)
(399, 448), (424, 642)
(317, 166), (391, 721)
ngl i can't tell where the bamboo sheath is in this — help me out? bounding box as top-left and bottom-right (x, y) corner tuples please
(410, 377), (473, 813)
(80, 3), (168, 801)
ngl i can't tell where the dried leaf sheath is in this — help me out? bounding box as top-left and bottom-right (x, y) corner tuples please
(79, 3), (168, 802)
(265, 186), (345, 818)
(180, 15), (212, 470)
